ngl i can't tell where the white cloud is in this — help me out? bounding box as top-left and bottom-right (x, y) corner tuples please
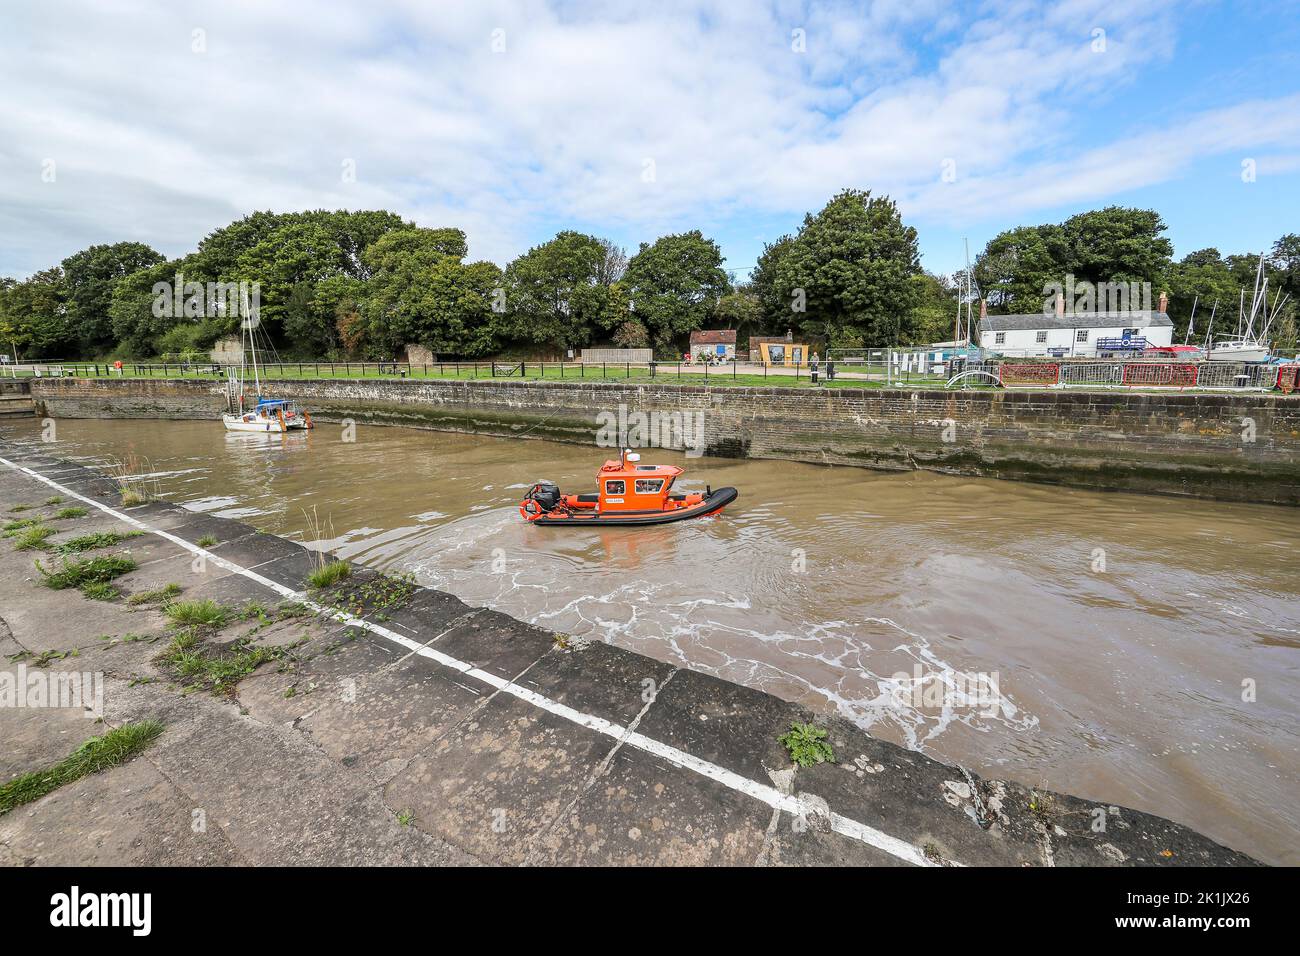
(0, 0), (1296, 279)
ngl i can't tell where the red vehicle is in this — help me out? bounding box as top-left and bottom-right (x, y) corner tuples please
(520, 450), (738, 527)
(1144, 345), (1203, 357)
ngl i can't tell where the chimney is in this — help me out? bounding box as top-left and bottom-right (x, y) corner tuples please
(1055, 292), (1065, 318)
(1158, 290), (1168, 314)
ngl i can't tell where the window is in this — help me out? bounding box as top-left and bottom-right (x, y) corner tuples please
(1076, 329), (1089, 343)
(604, 480), (625, 495)
(994, 332), (1006, 345)
(1123, 328), (1139, 338)
(634, 478), (664, 494)
(1035, 330), (1048, 343)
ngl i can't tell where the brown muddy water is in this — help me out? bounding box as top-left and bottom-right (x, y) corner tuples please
(2, 417), (1297, 864)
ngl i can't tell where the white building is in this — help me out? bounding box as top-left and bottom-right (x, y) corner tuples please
(978, 294), (1174, 358)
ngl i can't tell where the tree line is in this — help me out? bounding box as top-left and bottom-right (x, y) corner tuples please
(1, 194), (1296, 361)
(973, 207), (1299, 348)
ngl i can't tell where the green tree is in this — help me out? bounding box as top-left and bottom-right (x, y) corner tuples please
(750, 236), (794, 329)
(909, 272), (960, 345)
(0, 268), (71, 358)
(611, 318), (650, 349)
(975, 207), (1172, 315)
(712, 288), (763, 342)
(192, 209), (409, 351)
(973, 224), (1064, 312)
(107, 258), (194, 357)
(1270, 234), (1300, 303)
(768, 189), (921, 345)
(361, 228), (500, 358)
(497, 231), (623, 350)
(622, 231), (730, 351)
(1059, 207), (1172, 286)
(61, 242), (165, 355)
(1163, 249), (1239, 340)
(232, 221), (351, 338)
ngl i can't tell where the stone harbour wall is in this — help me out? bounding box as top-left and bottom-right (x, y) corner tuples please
(28, 376), (1300, 504)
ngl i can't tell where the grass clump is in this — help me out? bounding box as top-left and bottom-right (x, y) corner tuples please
(159, 632), (283, 695)
(110, 453), (160, 508)
(165, 599), (228, 629)
(1028, 790), (1057, 823)
(119, 488), (148, 507)
(52, 507), (88, 520)
(778, 722), (836, 768)
(55, 530), (144, 554)
(306, 559), (350, 589)
(36, 555), (137, 591)
(81, 581), (121, 602)
(127, 582), (183, 606)
(0, 721), (164, 816)
(12, 524), (55, 551)
(3, 517), (43, 534)
(44, 496), (64, 506)
(9, 503), (32, 513)
(196, 534), (218, 547)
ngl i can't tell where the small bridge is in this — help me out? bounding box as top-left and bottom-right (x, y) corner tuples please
(945, 369), (1002, 388)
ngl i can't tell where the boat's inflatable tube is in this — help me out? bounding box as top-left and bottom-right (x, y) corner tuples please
(531, 486), (738, 526)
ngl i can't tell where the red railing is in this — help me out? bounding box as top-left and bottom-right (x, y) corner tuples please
(998, 364), (1060, 386)
(1121, 363), (1198, 387)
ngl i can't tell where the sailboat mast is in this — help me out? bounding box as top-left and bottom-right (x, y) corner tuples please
(1184, 295), (1198, 345)
(963, 238), (973, 347)
(243, 286), (261, 396)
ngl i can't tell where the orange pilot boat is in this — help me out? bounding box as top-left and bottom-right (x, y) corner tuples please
(519, 450), (738, 527)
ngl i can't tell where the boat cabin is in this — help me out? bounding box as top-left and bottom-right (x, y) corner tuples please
(596, 454), (683, 513)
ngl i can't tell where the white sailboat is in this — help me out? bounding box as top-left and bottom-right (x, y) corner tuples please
(1206, 253), (1281, 363)
(221, 307), (311, 433)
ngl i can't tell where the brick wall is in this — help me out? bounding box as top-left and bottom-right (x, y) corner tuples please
(29, 376), (1300, 504)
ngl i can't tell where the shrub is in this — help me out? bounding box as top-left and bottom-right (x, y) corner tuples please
(165, 599), (228, 628)
(0, 721), (164, 815)
(37, 555), (137, 590)
(778, 722), (836, 768)
(306, 560), (350, 589)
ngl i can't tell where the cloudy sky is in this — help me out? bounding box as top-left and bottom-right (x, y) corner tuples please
(3, 0), (1299, 281)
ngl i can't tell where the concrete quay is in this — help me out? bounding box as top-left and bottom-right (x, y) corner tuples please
(0, 443), (1260, 866)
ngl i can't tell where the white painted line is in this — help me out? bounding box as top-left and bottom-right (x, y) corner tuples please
(0, 453), (940, 867)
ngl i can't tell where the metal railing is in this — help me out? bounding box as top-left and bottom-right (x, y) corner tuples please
(2, 357), (1294, 393)
(1, 359), (842, 384)
(994, 360), (1286, 390)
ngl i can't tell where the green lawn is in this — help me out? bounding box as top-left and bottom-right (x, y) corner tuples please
(10, 361), (951, 389)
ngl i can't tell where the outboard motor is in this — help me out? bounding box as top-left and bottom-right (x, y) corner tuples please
(521, 480), (562, 519)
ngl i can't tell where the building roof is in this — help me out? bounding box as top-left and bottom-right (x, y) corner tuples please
(690, 329), (737, 345)
(978, 311), (1172, 332)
